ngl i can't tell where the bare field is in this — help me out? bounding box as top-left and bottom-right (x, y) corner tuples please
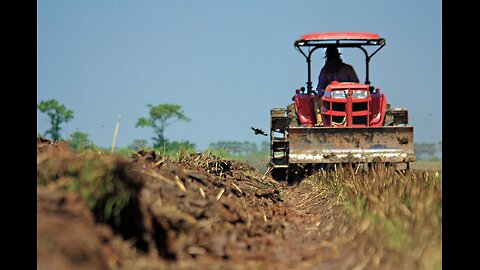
(37, 138), (441, 270)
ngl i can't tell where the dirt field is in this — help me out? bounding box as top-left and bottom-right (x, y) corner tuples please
(37, 138), (441, 270)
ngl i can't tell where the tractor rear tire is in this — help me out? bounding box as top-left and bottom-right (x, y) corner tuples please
(270, 167), (287, 182)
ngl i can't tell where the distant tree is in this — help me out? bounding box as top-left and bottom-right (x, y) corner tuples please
(260, 141), (269, 153)
(135, 103), (191, 148)
(164, 140), (196, 154)
(209, 141), (258, 156)
(68, 131), (92, 152)
(37, 99), (74, 141)
(242, 141), (258, 154)
(414, 143), (439, 159)
(129, 139), (150, 151)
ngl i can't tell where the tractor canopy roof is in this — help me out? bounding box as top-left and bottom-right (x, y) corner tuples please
(294, 32), (385, 47)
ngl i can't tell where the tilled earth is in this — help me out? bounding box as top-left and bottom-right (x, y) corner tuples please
(36, 138), (407, 270)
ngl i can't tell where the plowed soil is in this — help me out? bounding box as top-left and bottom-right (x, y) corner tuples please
(36, 138), (420, 270)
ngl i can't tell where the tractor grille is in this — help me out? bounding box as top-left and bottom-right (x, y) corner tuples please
(353, 116), (368, 125)
(352, 102), (369, 125)
(353, 102), (368, 111)
(321, 87), (372, 127)
(331, 102), (345, 111)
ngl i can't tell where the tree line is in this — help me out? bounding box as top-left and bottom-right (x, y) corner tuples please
(38, 99), (269, 157)
(37, 99), (193, 154)
(414, 142), (442, 160)
(38, 98), (442, 160)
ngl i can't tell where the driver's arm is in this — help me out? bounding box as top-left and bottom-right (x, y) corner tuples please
(316, 69), (327, 97)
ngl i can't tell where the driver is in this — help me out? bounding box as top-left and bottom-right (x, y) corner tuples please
(314, 46), (359, 126)
(316, 46), (359, 97)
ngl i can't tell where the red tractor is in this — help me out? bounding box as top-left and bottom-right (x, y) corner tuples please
(270, 32), (415, 182)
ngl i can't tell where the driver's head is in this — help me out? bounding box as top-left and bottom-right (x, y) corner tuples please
(324, 46), (341, 59)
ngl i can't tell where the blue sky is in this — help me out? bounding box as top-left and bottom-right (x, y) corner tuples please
(37, 0), (441, 151)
